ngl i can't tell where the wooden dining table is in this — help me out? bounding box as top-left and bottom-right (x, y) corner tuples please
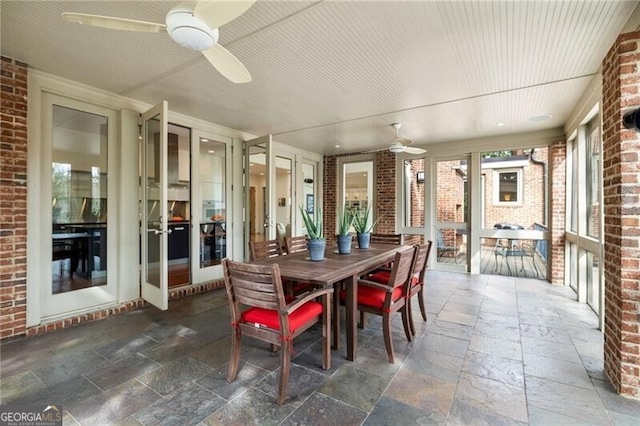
(249, 243), (407, 361)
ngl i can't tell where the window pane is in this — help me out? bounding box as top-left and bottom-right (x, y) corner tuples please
(403, 158), (425, 227)
(481, 149), (547, 229)
(52, 105), (108, 293)
(499, 171), (518, 202)
(586, 117), (601, 238)
(344, 161), (373, 230)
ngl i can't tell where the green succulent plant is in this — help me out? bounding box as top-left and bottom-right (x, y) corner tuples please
(299, 205), (323, 239)
(337, 205), (354, 236)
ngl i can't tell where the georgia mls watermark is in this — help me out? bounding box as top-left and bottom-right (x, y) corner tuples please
(0, 405), (62, 426)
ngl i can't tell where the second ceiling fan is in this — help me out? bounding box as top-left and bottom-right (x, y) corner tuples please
(61, 0), (255, 83)
(387, 123), (426, 154)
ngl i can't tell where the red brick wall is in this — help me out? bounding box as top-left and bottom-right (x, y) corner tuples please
(482, 151), (547, 230)
(549, 141), (566, 284)
(375, 151), (397, 234)
(408, 159), (425, 228)
(602, 30), (640, 400)
(0, 57), (28, 339)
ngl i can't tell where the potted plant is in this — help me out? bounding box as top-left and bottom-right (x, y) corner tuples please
(336, 205), (354, 254)
(299, 205), (325, 261)
(352, 205), (380, 249)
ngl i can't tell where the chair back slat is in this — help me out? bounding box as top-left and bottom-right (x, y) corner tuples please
(285, 236), (308, 254)
(387, 246), (415, 289)
(410, 242), (430, 280)
(419, 241), (433, 281)
(370, 233), (403, 245)
(249, 239), (283, 261)
(223, 259), (285, 311)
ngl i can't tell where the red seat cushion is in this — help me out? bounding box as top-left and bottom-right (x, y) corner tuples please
(340, 285), (403, 308)
(369, 271), (419, 288)
(369, 271), (390, 283)
(240, 301), (322, 333)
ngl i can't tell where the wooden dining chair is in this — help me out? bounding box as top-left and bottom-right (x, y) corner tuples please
(248, 239), (283, 261)
(284, 235), (308, 254)
(370, 233), (403, 245)
(222, 259), (333, 405)
(339, 245), (415, 363)
(368, 242), (433, 336)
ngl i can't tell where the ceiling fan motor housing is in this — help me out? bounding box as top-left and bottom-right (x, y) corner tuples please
(166, 6), (218, 51)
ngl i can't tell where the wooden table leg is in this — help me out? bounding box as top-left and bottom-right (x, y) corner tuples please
(332, 281), (340, 350)
(346, 273), (358, 361)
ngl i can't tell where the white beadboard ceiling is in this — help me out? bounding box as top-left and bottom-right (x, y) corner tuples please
(2, 0), (637, 155)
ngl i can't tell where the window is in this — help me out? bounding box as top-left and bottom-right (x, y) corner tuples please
(564, 109), (603, 325)
(586, 116), (601, 238)
(494, 169), (522, 204)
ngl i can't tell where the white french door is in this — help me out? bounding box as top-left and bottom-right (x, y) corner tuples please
(141, 101), (169, 310)
(40, 93), (119, 319)
(191, 129), (233, 283)
(245, 135), (274, 257)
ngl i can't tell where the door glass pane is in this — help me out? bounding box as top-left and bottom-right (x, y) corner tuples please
(344, 161), (373, 230)
(275, 156), (292, 245)
(167, 124), (190, 287)
(145, 113), (161, 288)
(200, 138), (226, 267)
(248, 144), (267, 244)
(51, 105), (108, 293)
(402, 158), (425, 228)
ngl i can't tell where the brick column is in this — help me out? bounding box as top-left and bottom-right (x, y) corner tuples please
(323, 155), (337, 246)
(0, 57), (28, 339)
(375, 151), (397, 234)
(602, 31), (640, 400)
(549, 140), (566, 284)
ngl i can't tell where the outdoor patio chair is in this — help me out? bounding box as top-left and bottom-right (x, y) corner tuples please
(248, 239), (283, 261)
(222, 259), (333, 405)
(436, 228), (459, 263)
(494, 238), (539, 278)
(370, 233), (403, 245)
(284, 235), (308, 254)
(368, 241), (432, 336)
(338, 245), (415, 363)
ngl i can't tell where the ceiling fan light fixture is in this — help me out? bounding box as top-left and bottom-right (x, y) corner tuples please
(388, 143), (405, 153)
(166, 6), (218, 51)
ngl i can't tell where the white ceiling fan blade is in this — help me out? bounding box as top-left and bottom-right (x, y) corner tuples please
(194, 0), (256, 29)
(201, 44), (252, 83)
(404, 146), (426, 155)
(61, 12), (166, 32)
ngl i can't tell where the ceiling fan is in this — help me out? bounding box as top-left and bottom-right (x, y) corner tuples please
(61, 0), (255, 83)
(387, 123), (426, 154)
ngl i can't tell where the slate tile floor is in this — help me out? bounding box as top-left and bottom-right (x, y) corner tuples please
(3, 271), (640, 425)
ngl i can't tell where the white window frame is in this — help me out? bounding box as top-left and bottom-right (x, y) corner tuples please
(493, 168), (523, 205)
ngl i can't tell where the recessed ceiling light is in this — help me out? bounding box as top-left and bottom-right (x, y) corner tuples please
(335, 144), (340, 148)
(529, 114), (552, 122)
(208, 150), (215, 154)
(496, 122), (506, 127)
(202, 138), (209, 142)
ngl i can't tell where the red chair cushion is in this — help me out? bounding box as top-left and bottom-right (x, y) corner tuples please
(369, 271), (390, 283)
(240, 301), (322, 333)
(340, 285), (403, 308)
(369, 271), (419, 287)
